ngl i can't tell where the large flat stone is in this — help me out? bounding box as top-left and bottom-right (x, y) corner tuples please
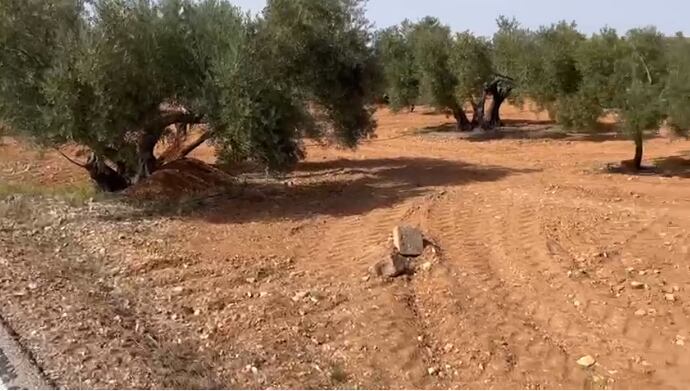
(393, 225), (424, 256)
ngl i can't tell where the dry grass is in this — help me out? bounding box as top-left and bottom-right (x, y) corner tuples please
(0, 182), (97, 205)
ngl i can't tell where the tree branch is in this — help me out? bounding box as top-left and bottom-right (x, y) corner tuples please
(178, 130), (212, 158)
(54, 148), (88, 168)
(630, 43), (653, 85)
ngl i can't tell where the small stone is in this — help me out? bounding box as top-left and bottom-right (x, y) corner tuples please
(664, 293), (676, 302)
(672, 285), (680, 292)
(292, 291), (309, 302)
(259, 291), (269, 298)
(573, 300), (581, 307)
(634, 309), (647, 316)
(427, 367), (438, 376)
(444, 343), (454, 352)
(371, 253), (410, 278)
(246, 277), (256, 284)
(172, 286), (184, 293)
(630, 281), (645, 289)
(421, 262), (432, 272)
(675, 335), (685, 346)
(576, 355), (596, 368)
(392, 225), (424, 256)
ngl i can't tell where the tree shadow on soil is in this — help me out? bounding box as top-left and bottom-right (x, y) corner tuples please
(418, 122), (660, 143)
(603, 153), (690, 179)
(112, 157), (538, 224)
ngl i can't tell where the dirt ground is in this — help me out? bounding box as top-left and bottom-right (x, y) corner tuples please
(1, 104), (690, 389)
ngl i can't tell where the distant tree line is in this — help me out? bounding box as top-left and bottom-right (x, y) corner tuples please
(375, 16), (690, 168)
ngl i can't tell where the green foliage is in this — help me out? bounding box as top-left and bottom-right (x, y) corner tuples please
(407, 17), (459, 112)
(552, 92), (602, 130)
(492, 16), (541, 105)
(374, 26), (419, 112)
(575, 28), (629, 108)
(1, 0), (235, 165)
(259, 0), (378, 148)
(662, 33), (690, 135)
(451, 31), (493, 104)
(621, 81), (664, 135)
(0, 0), (379, 179)
(616, 28), (667, 141)
(533, 21), (584, 105)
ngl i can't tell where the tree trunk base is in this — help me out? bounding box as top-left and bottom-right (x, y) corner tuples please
(85, 157), (130, 192)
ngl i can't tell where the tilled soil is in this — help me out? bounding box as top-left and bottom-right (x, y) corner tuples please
(1, 106), (690, 389)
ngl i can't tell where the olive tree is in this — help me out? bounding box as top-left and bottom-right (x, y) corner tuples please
(0, 0), (379, 191)
(450, 31), (495, 126)
(374, 23), (419, 112)
(663, 33), (690, 135)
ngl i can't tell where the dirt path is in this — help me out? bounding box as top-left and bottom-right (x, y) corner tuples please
(1, 106), (689, 388)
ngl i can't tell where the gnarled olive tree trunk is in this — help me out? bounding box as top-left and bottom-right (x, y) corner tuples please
(451, 102), (472, 131)
(59, 106), (207, 192)
(475, 75), (514, 130)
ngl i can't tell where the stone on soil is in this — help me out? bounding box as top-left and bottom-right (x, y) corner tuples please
(372, 253), (410, 278)
(392, 225), (424, 256)
(576, 355), (596, 368)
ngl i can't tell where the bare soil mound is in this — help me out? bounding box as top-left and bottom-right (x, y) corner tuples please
(124, 158), (234, 200)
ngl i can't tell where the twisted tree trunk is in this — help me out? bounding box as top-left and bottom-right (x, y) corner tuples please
(471, 92), (487, 128)
(84, 155), (130, 192)
(481, 76), (513, 130)
(132, 108), (202, 183)
(451, 103), (472, 131)
(58, 106), (204, 192)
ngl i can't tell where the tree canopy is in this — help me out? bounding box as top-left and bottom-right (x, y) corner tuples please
(0, 0), (379, 190)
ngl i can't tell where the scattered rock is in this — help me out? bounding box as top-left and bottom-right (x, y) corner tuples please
(292, 291), (310, 302)
(576, 355), (596, 368)
(674, 335), (685, 346)
(630, 281), (645, 289)
(371, 253), (411, 278)
(634, 309), (647, 317)
(392, 225), (423, 257)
